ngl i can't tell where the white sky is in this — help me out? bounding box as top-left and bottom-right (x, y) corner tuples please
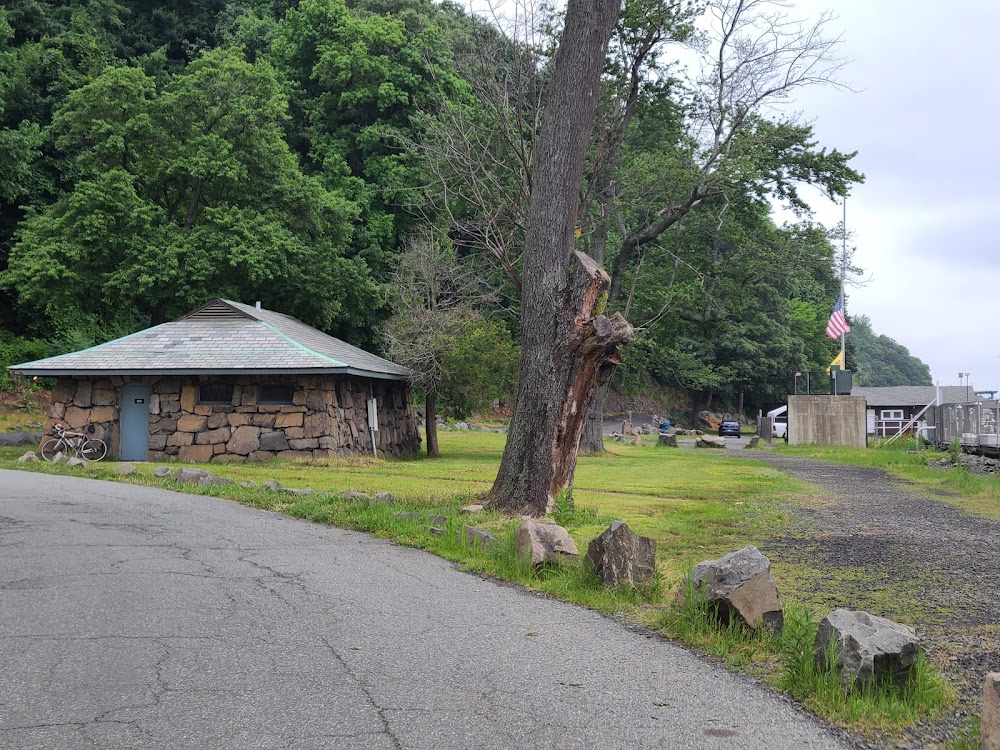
(770, 0), (1000, 391)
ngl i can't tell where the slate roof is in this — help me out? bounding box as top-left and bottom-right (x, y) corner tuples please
(853, 385), (979, 406)
(8, 299), (410, 380)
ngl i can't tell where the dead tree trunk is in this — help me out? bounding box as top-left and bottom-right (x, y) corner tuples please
(580, 380), (611, 454)
(484, 0), (625, 516)
(424, 391), (440, 458)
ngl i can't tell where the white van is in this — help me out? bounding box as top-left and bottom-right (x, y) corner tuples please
(767, 405), (787, 439)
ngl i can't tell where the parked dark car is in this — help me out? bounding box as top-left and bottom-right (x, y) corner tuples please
(718, 420), (741, 438)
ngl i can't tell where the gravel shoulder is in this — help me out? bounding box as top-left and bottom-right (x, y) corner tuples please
(737, 449), (999, 743)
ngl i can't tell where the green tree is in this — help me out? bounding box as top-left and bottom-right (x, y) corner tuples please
(847, 315), (932, 387)
(3, 47), (371, 340)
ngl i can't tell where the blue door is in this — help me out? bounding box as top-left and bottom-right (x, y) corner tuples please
(120, 385), (152, 461)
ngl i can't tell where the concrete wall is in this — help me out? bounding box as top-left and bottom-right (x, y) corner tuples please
(788, 395), (867, 447)
(46, 374), (421, 461)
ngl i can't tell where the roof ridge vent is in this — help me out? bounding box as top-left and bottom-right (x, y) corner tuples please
(179, 299), (256, 321)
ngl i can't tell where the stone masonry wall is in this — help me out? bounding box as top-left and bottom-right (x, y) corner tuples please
(45, 374), (421, 462)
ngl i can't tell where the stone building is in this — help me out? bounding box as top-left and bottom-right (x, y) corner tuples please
(9, 300), (421, 462)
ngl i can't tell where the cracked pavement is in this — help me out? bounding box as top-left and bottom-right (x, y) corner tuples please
(0, 470), (854, 750)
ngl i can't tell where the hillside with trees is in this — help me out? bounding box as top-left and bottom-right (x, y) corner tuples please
(0, 0), (920, 425)
(847, 315), (932, 387)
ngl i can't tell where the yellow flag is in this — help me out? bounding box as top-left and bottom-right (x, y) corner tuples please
(826, 350), (845, 375)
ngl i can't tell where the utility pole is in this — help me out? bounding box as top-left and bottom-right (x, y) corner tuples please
(841, 198), (847, 370)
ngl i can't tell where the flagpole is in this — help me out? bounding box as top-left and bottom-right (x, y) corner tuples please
(841, 197), (847, 369)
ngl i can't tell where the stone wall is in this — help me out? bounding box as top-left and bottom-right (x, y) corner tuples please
(45, 374), (421, 462)
(787, 395), (867, 447)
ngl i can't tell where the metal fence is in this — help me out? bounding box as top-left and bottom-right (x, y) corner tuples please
(928, 401), (1000, 453)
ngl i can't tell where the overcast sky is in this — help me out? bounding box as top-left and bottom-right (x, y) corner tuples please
(773, 0), (1000, 392)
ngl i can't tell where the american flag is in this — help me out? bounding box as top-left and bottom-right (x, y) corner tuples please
(826, 295), (851, 339)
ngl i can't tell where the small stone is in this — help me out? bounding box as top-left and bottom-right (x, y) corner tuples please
(238, 480), (258, 489)
(427, 526), (446, 535)
(515, 519), (580, 567)
(51, 451), (66, 464)
(263, 480), (285, 492)
(197, 474), (233, 487)
(983, 672), (1000, 750)
(66, 456), (89, 468)
(460, 503), (486, 514)
(454, 422), (469, 431)
(744, 435), (761, 449)
(463, 526), (496, 550)
(815, 609), (919, 686)
(113, 463), (138, 475)
(372, 492), (396, 505)
(153, 466), (173, 478)
(585, 521), (656, 588)
(175, 468), (211, 484)
(285, 487), (315, 496)
(695, 435), (727, 449)
(17, 451), (38, 463)
(685, 546), (783, 632)
(340, 491), (372, 502)
(429, 515), (448, 526)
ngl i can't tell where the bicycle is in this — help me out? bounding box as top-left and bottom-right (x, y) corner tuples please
(40, 423), (109, 462)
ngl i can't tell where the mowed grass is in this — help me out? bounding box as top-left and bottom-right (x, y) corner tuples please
(775, 439), (1000, 521)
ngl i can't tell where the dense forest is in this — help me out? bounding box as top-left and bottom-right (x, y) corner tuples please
(0, 0), (931, 416)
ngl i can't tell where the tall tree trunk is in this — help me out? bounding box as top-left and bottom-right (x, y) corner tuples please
(484, 0), (625, 516)
(580, 380), (611, 454)
(424, 391), (440, 457)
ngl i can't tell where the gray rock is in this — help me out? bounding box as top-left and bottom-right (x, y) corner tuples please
(436, 422), (449, 431)
(744, 435), (761, 449)
(175, 468), (211, 484)
(585, 521), (656, 588)
(454, 422), (469, 431)
(66, 456), (89, 468)
(429, 515), (448, 526)
(658, 433), (678, 448)
(695, 435), (727, 449)
(463, 526), (496, 550)
(16, 451), (38, 463)
(114, 463), (138, 475)
(515, 519), (580, 567)
(687, 546), (783, 632)
(285, 487), (315, 496)
(460, 503), (486, 514)
(0, 432), (44, 447)
(259, 431), (289, 452)
(197, 474), (233, 487)
(340, 491), (372, 502)
(263, 480), (285, 492)
(153, 466), (174, 478)
(427, 526), (446, 536)
(815, 608), (919, 686)
(50, 451), (66, 465)
(372, 492), (396, 505)
(238, 480), (258, 489)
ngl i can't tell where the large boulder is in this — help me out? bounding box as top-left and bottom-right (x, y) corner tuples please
(515, 519), (579, 567)
(686, 546), (783, 632)
(585, 521), (656, 588)
(695, 435), (727, 449)
(744, 435), (761, 449)
(814, 609), (919, 686)
(658, 433), (678, 448)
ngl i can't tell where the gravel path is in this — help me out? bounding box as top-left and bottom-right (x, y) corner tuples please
(743, 450), (999, 743)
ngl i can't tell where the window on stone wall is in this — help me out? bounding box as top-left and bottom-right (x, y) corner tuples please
(199, 382), (235, 405)
(258, 384), (295, 405)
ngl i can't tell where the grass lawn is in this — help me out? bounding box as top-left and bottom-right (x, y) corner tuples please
(0, 431), (954, 738)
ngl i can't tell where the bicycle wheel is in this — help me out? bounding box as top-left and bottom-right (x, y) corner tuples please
(79, 438), (108, 462)
(40, 438), (63, 462)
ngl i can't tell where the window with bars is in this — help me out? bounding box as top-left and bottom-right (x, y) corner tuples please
(199, 382), (235, 405)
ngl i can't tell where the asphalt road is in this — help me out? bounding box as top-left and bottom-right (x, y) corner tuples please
(0, 470), (855, 750)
